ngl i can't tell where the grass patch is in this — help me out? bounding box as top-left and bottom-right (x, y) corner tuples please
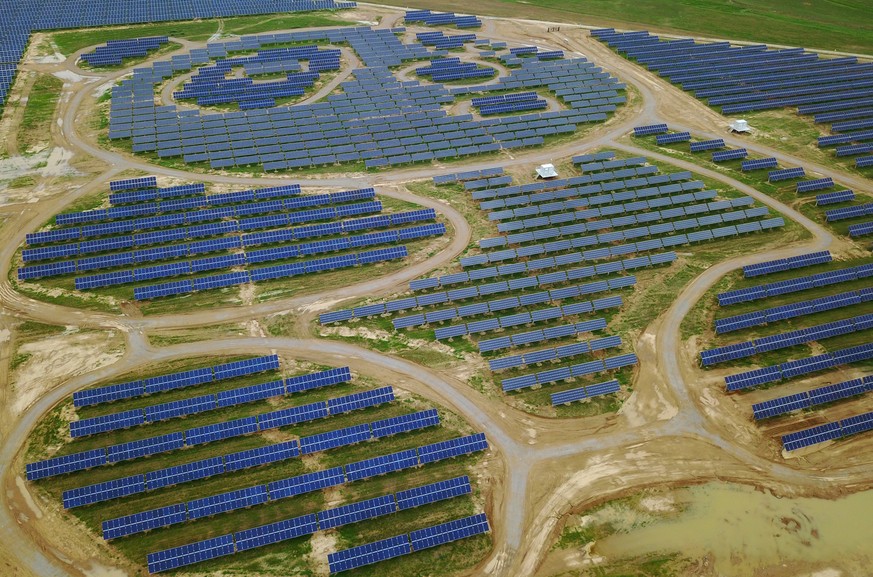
(374, 0), (873, 54)
(8, 175), (36, 188)
(18, 74), (63, 152)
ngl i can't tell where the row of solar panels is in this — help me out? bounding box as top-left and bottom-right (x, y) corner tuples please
(816, 190), (856, 205)
(725, 342), (873, 391)
(848, 221), (873, 237)
(782, 410), (873, 452)
(73, 355), (279, 408)
(40, 388), (415, 485)
(109, 183), (211, 205)
(712, 148), (748, 162)
(551, 378), (622, 405)
(69, 413), (451, 517)
(107, 447), (465, 540)
(502, 353), (638, 392)
(394, 287), (628, 331)
(742, 250), (832, 278)
(472, 163), (667, 202)
(752, 375), (873, 420)
(490, 335), (622, 371)
(432, 166), (504, 185)
(329, 513), (489, 574)
(796, 177), (834, 193)
(71, 366), (354, 437)
(477, 317), (611, 353)
(825, 202), (873, 222)
(715, 288), (872, 333)
(320, 252), (675, 327)
(53, 187), (372, 227)
(24, 203), (427, 263)
(133, 245), (410, 300)
(701, 313), (873, 365)
(410, 249), (677, 294)
(149, 469), (484, 573)
(463, 211), (783, 271)
(718, 263), (873, 305)
(23, 223), (437, 285)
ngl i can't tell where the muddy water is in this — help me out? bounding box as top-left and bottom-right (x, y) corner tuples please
(594, 483), (873, 575)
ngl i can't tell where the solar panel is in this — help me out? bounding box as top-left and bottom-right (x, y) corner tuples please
(327, 386), (394, 415)
(345, 448), (419, 481)
(328, 534), (411, 574)
(418, 433), (488, 464)
(108, 432), (185, 463)
(224, 441), (300, 472)
(187, 485), (268, 519)
(409, 512), (490, 551)
(102, 503), (188, 540)
(268, 466), (345, 500)
(70, 409), (145, 437)
(147, 534), (235, 573)
(317, 494), (397, 529)
(300, 423), (372, 454)
(235, 513), (319, 552)
(63, 474), (145, 508)
(184, 416), (258, 446)
(396, 475), (472, 510)
(145, 456), (225, 489)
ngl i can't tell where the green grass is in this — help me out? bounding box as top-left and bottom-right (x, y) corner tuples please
(8, 175), (36, 188)
(50, 13), (349, 56)
(375, 0), (873, 55)
(18, 74), (63, 152)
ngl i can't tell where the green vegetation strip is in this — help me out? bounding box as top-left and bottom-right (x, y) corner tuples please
(18, 74), (63, 152)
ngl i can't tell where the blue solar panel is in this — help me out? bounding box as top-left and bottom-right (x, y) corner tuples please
(102, 503), (188, 540)
(409, 512), (490, 551)
(345, 448), (419, 481)
(184, 416), (258, 446)
(396, 475), (471, 510)
(108, 432), (185, 463)
(327, 386), (394, 415)
(418, 433), (488, 464)
(318, 494), (397, 529)
(224, 441), (300, 472)
(63, 474), (145, 509)
(144, 395), (216, 422)
(145, 456), (225, 490)
(300, 423), (372, 454)
(147, 533), (235, 573)
(235, 513), (319, 552)
(328, 534), (412, 574)
(187, 485), (268, 519)
(286, 366), (351, 393)
(70, 409), (145, 438)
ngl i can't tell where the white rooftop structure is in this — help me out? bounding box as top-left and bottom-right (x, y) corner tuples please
(536, 163), (558, 179)
(730, 119), (750, 133)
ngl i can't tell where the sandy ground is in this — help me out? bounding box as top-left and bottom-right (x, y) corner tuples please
(0, 5), (872, 577)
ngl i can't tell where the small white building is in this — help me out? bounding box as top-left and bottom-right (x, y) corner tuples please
(730, 119), (751, 133)
(536, 163), (558, 179)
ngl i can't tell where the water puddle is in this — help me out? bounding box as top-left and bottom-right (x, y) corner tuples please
(592, 483), (873, 575)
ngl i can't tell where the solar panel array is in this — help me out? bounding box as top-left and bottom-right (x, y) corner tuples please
(712, 148), (747, 162)
(502, 353), (637, 392)
(741, 251), (832, 278)
(725, 342), (873, 391)
(718, 262), (872, 305)
(714, 288), (870, 333)
(81, 37), (168, 67)
(633, 123), (668, 136)
(848, 221), (873, 237)
(701, 313), (872, 365)
(145, 466), (484, 572)
(796, 177), (834, 193)
(550, 379), (621, 405)
(72, 355), (282, 408)
(782, 410), (873, 451)
(825, 202), (873, 222)
(20, 181), (445, 299)
(321, 154), (786, 400)
(816, 190), (855, 205)
(328, 513), (490, 573)
(752, 375), (873, 420)
(71, 366), (353, 437)
(404, 10), (482, 28)
(768, 167), (805, 182)
(102, 26), (624, 170)
(0, 1), (356, 109)
(591, 29), (873, 160)
(741, 157), (778, 172)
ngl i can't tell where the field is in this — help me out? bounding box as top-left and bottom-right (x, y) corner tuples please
(3, 3), (873, 577)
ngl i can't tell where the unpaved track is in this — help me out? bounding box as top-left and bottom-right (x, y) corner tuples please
(2, 8), (872, 577)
